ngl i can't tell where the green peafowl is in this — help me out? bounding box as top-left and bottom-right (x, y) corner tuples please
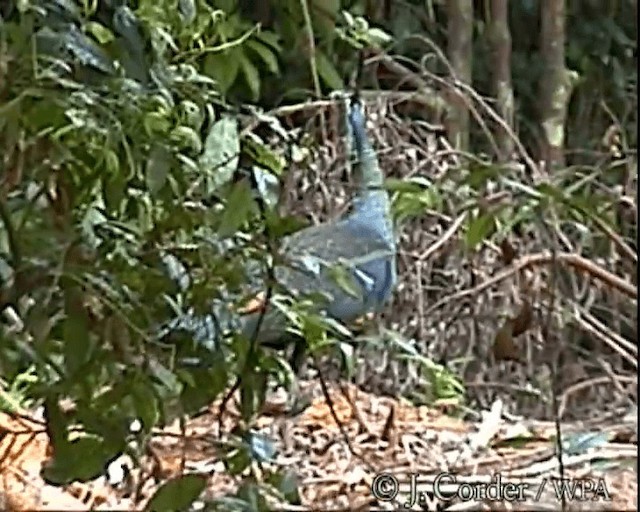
(163, 98), (397, 364)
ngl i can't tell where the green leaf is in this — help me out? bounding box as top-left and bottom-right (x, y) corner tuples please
(243, 135), (285, 175)
(367, 27), (392, 46)
(339, 341), (355, 378)
(328, 264), (362, 300)
(103, 149), (120, 175)
(391, 182), (441, 224)
(342, 11), (355, 27)
(246, 40), (280, 74)
(131, 380), (160, 432)
(267, 470), (301, 504)
(199, 116), (240, 193)
(236, 481), (269, 511)
(239, 369), (268, 423)
(179, 362), (228, 414)
(214, 496), (257, 511)
(240, 54), (261, 101)
(43, 434), (120, 484)
(466, 163), (503, 189)
(255, 31), (282, 52)
(145, 474), (207, 512)
(465, 211), (496, 250)
(179, 100), (204, 130)
(171, 125), (202, 153)
(313, 0), (340, 15)
(102, 174), (127, 213)
(148, 359), (182, 395)
(143, 112), (171, 137)
(85, 22), (114, 44)
(311, 0), (339, 35)
(265, 212), (308, 239)
(218, 180), (256, 238)
(385, 177), (432, 193)
(493, 435), (535, 449)
(204, 50), (241, 93)
(321, 316), (352, 338)
(316, 51), (344, 90)
(502, 178), (543, 200)
(63, 289), (92, 376)
(225, 446), (252, 476)
(146, 144), (171, 194)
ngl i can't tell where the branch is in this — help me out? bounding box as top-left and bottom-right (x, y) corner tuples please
(425, 251), (637, 317)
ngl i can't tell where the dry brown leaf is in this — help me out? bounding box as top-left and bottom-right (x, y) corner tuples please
(512, 299), (533, 337)
(493, 319), (524, 363)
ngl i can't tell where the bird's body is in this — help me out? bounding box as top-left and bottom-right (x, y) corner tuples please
(241, 100), (396, 346)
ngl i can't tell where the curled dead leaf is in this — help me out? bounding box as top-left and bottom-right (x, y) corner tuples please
(512, 299), (533, 337)
(493, 320), (524, 363)
(380, 403), (395, 441)
(499, 238), (517, 265)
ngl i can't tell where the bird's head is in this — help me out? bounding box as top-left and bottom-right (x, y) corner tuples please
(348, 97), (365, 129)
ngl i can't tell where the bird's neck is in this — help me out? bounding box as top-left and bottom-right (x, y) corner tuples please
(351, 122), (384, 187)
(350, 155), (393, 242)
(349, 188), (394, 241)
(347, 117), (394, 241)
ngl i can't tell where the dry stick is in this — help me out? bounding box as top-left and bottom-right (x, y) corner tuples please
(315, 365), (376, 473)
(573, 307), (637, 368)
(579, 307), (638, 357)
(240, 91), (444, 137)
(405, 34), (541, 176)
(416, 261), (425, 341)
(589, 211), (638, 264)
(336, 381), (372, 436)
(424, 251), (637, 318)
(362, 52), (447, 113)
(558, 375), (638, 420)
(598, 356), (634, 396)
(418, 212), (467, 262)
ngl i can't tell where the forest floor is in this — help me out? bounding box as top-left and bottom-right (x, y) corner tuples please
(1, 381), (637, 511)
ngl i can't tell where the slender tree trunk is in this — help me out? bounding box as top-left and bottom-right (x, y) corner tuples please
(446, 0), (473, 151)
(538, 0), (578, 170)
(488, 0), (514, 161)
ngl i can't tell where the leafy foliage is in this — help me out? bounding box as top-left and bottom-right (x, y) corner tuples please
(0, 1), (319, 508)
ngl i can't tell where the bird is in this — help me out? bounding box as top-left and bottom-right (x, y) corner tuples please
(163, 97), (397, 369)
(241, 98), (396, 339)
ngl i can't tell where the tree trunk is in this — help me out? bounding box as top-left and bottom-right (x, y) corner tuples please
(538, 0), (578, 170)
(488, 0), (514, 161)
(446, 0), (473, 151)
